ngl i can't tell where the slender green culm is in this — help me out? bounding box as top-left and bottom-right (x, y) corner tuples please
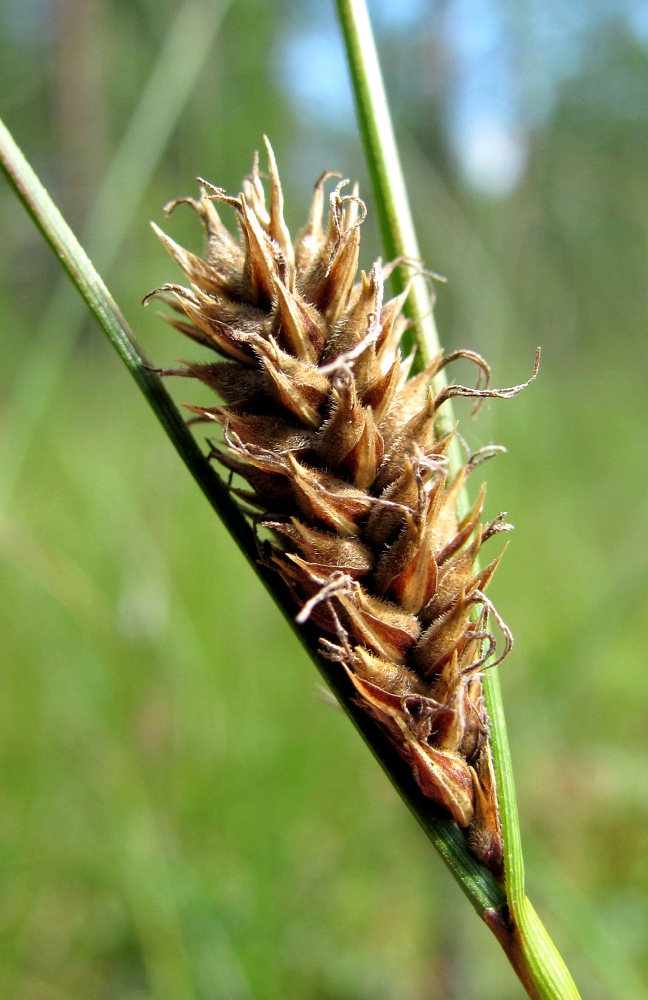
(335, 0), (438, 367)
(0, 107), (507, 925)
(334, 1), (581, 997)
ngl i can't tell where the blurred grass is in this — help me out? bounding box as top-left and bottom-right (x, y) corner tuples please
(1, 1), (648, 998)
(0, 0), (232, 510)
(3, 309), (647, 1000)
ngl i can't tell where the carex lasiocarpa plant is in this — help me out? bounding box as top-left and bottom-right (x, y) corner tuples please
(146, 138), (539, 878)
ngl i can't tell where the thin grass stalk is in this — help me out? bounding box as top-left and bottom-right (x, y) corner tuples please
(0, 110), (508, 921)
(334, 2), (581, 997)
(334, 0), (437, 369)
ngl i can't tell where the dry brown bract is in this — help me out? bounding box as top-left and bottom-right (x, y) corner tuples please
(147, 138), (539, 877)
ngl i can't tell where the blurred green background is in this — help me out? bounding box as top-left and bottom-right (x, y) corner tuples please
(1, 0), (647, 997)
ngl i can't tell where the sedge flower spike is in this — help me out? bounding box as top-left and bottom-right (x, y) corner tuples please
(147, 138), (539, 877)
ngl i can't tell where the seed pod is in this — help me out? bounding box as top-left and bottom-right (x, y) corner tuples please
(148, 138), (539, 876)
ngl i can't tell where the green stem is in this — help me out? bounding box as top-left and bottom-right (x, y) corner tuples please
(334, 0), (438, 369)
(334, 2), (581, 998)
(0, 108), (507, 925)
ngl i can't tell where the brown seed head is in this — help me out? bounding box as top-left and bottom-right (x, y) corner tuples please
(148, 139), (539, 877)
